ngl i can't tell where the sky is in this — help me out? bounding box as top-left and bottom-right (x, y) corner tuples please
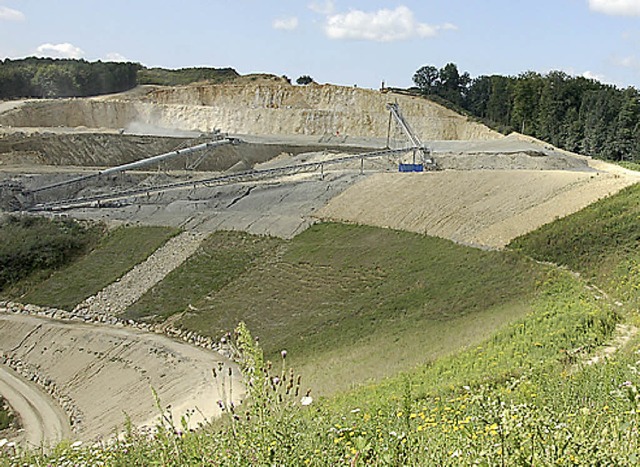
(2, 0), (640, 89)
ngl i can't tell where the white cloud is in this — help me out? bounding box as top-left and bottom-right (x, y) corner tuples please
(582, 70), (606, 81)
(588, 0), (640, 16)
(105, 52), (128, 62)
(309, 0), (335, 15)
(35, 43), (85, 59)
(325, 6), (455, 42)
(273, 16), (299, 31)
(0, 6), (25, 21)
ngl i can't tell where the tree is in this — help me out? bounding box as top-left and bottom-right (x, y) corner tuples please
(510, 71), (543, 134)
(296, 75), (314, 85)
(413, 65), (439, 94)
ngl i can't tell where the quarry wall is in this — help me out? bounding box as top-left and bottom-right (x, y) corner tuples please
(0, 84), (500, 141)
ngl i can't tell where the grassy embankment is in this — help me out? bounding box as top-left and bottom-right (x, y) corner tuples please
(0, 215), (103, 298)
(126, 223), (544, 394)
(0, 217), (177, 310)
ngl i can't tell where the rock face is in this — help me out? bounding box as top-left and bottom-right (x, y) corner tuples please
(0, 83), (500, 140)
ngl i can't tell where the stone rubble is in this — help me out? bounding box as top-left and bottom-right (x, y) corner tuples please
(73, 231), (207, 316)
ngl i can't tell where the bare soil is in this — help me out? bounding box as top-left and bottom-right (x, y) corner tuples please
(317, 162), (640, 249)
(0, 311), (243, 446)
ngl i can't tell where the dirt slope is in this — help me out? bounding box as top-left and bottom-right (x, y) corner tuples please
(316, 162), (640, 248)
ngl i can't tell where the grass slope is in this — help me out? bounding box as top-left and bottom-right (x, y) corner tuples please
(8, 180), (640, 464)
(510, 182), (640, 310)
(22, 225), (178, 310)
(129, 223), (545, 394)
(124, 231), (282, 322)
(11, 261), (625, 465)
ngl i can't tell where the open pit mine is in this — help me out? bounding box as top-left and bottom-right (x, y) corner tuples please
(0, 81), (638, 450)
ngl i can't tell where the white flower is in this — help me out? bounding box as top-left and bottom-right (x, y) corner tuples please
(0, 439), (7, 448)
(301, 396), (313, 406)
(71, 440), (83, 448)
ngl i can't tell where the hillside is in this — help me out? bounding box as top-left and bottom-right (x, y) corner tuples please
(5, 180), (638, 463)
(0, 82), (498, 140)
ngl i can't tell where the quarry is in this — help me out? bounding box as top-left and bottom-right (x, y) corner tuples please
(1, 80), (639, 451)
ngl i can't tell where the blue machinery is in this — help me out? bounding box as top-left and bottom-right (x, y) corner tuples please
(386, 102), (436, 172)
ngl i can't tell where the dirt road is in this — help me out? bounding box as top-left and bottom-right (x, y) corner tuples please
(0, 311), (244, 446)
(0, 364), (71, 450)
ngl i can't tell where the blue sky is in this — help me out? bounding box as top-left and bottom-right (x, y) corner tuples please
(2, 0), (640, 89)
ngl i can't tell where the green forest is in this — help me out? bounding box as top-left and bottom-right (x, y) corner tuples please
(0, 58), (238, 99)
(0, 57), (140, 98)
(412, 63), (640, 162)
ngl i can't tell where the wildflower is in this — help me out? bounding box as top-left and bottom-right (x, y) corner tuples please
(0, 439), (6, 448)
(301, 396), (313, 406)
(281, 350), (287, 359)
(71, 440), (83, 449)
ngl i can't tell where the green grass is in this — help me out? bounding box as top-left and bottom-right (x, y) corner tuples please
(22, 225), (178, 310)
(510, 182), (640, 309)
(618, 160), (640, 172)
(135, 223), (546, 394)
(138, 67), (239, 86)
(124, 231), (282, 322)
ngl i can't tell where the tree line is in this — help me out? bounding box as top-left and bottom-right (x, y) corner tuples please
(0, 58), (251, 99)
(413, 63), (640, 162)
(0, 57), (141, 99)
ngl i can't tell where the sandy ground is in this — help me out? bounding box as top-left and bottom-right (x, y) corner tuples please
(0, 364), (71, 450)
(317, 161), (640, 249)
(0, 312), (243, 447)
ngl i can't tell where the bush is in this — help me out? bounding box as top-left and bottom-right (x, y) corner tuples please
(0, 215), (102, 291)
